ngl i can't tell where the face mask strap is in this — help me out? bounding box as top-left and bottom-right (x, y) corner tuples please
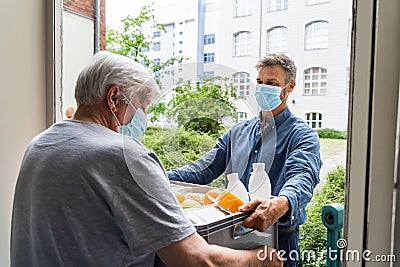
(281, 82), (292, 100)
(120, 91), (139, 112)
(110, 108), (121, 127)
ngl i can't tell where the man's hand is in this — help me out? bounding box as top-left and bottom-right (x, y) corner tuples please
(238, 196), (290, 232)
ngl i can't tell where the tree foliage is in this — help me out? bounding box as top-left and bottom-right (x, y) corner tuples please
(149, 77), (240, 134)
(106, 5), (184, 79)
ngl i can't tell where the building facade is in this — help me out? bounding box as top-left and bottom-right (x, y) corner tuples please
(141, 0), (351, 130)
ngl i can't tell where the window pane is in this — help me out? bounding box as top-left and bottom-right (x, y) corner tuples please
(305, 21), (328, 50)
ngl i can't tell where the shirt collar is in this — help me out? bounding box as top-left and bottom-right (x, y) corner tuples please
(257, 107), (291, 128)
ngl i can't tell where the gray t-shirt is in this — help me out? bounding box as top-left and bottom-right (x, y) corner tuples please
(11, 120), (195, 267)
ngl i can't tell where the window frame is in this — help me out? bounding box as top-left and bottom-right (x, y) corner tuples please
(153, 41), (161, 51)
(234, 0), (251, 18)
(233, 31), (251, 57)
(204, 53), (215, 63)
(305, 20), (329, 50)
(238, 111), (248, 121)
(303, 67), (328, 96)
(203, 71), (215, 79)
(233, 72), (251, 96)
(204, 34), (216, 45)
(305, 112), (323, 129)
(268, 0), (289, 12)
(153, 58), (161, 65)
(153, 31), (161, 38)
(267, 26), (288, 53)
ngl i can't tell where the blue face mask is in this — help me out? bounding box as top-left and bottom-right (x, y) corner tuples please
(110, 92), (148, 139)
(118, 108), (147, 139)
(254, 83), (288, 111)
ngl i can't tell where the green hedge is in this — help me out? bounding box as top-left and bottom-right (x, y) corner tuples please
(142, 126), (227, 188)
(299, 165), (345, 267)
(142, 126), (217, 170)
(317, 128), (347, 139)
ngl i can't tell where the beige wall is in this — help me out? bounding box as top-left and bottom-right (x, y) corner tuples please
(0, 0), (48, 265)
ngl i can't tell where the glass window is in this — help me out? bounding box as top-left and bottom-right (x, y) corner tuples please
(234, 0), (251, 17)
(204, 34), (215, 45)
(179, 40), (183, 44)
(238, 112), (248, 121)
(179, 50), (182, 54)
(141, 46), (150, 52)
(153, 41), (161, 51)
(204, 71), (215, 79)
(179, 31), (183, 35)
(233, 31), (251, 57)
(267, 26), (288, 53)
(204, 53), (215, 62)
(306, 0), (329, 5)
(305, 21), (328, 50)
(153, 31), (161, 38)
(305, 112), (323, 129)
(233, 72), (250, 96)
(303, 67), (327, 95)
(153, 58), (161, 65)
(268, 0), (288, 12)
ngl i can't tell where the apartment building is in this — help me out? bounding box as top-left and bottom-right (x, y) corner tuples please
(141, 0), (351, 130)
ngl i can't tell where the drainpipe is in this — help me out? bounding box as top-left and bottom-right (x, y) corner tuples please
(94, 0), (101, 53)
(197, 0), (205, 80)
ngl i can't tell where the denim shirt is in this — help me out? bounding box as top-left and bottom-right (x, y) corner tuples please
(167, 107), (322, 227)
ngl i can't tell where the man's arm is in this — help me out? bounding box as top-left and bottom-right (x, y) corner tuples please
(167, 131), (230, 185)
(239, 130), (322, 230)
(157, 232), (283, 267)
(277, 130), (322, 225)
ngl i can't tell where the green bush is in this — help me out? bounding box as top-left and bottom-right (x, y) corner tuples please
(142, 126), (215, 170)
(142, 126), (227, 188)
(317, 128), (347, 139)
(299, 165), (345, 267)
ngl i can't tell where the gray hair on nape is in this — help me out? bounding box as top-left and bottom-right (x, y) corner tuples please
(255, 53), (297, 84)
(74, 51), (160, 106)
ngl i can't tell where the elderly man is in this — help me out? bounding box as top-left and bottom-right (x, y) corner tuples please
(11, 51), (282, 267)
(168, 53), (322, 266)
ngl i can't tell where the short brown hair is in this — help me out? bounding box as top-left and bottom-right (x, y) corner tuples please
(256, 53), (297, 84)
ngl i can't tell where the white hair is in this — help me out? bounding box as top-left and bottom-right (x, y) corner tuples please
(74, 51), (160, 105)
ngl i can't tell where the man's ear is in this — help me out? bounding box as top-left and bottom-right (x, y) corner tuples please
(107, 85), (120, 112)
(287, 81), (296, 93)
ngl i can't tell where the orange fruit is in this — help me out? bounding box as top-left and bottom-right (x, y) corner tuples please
(185, 193), (205, 204)
(204, 188), (224, 205)
(204, 188), (245, 213)
(173, 191), (186, 204)
(218, 191), (245, 213)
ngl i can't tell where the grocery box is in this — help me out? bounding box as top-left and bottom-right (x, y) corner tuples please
(170, 181), (278, 250)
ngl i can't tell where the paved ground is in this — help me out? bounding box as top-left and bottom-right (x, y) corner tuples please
(315, 139), (347, 191)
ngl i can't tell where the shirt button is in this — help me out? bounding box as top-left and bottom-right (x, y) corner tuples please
(291, 216), (295, 221)
(254, 150), (258, 154)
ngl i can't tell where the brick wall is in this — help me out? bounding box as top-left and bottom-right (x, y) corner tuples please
(63, 0), (106, 50)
